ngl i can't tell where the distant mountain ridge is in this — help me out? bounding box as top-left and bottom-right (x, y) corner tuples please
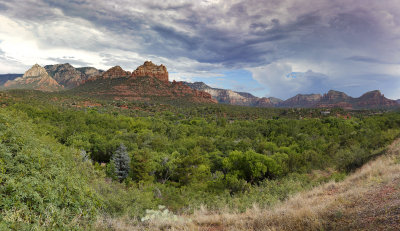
(183, 82), (398, 109)
(0, 63), (398, 109)
(0, 74), (22, 85)
(70, 62), (217, 103)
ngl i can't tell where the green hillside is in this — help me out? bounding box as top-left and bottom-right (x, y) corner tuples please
(0, 90), (400, 229)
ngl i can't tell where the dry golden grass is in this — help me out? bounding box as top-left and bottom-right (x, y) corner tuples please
(95, 139), (400, 231)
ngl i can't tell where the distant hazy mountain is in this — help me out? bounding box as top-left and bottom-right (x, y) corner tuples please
(2, 64), (63, 92)
(182, 81), (282, 107)
(285, 90), (398, 109)
(183, 82), (398, 109)
(0, 74), (22, 85)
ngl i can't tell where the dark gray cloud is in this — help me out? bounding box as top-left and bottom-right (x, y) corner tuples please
(0, 0), (399, 98)
(346, 56), (395, 64)
(47, 56), (92, 67)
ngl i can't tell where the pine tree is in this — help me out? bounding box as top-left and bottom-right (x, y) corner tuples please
(112, 144), (130, 182)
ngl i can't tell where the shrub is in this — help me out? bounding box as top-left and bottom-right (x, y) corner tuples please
(0, 110), (101, 229)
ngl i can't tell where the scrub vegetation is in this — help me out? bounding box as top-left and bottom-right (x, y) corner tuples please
(1, 90), (399, 230)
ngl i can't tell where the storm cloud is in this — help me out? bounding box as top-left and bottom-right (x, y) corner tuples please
(0, 0), (399, 99)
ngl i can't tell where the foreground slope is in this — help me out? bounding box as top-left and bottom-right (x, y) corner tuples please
(0, 109), (100, 230)
(100, 138), (400, 230)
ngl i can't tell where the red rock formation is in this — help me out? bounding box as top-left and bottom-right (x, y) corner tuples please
(355, 90), (398, 107)
(74, 74), (216, 104)
(280, 94), (322, 107)
(171, 80), (217, 102)
(101, 66), (130, 79)
(82, 66), (130, 83)
(321, 90), (351, 102)
(131, 61), (168, 82)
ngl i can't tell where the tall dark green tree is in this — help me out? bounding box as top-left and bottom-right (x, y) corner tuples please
(112, 144), (131, 182)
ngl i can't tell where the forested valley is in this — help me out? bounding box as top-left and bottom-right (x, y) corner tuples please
(1, 91), (400, 229)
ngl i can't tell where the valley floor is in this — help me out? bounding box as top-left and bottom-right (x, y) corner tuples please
(96, 138), (400, 231)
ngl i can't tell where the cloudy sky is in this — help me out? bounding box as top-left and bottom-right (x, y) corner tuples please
(0, 0), (399, 99)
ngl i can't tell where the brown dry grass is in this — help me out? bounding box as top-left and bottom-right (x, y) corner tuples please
(94, 139), (400, 231)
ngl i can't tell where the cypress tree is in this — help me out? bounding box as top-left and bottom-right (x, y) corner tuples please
(112, 144), (130, 182)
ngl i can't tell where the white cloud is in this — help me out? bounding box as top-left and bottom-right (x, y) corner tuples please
(248, 61), (331, 99)
(0, 0), (400, 99)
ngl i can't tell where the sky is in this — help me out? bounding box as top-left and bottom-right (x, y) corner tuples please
(0, 0), (400, 100)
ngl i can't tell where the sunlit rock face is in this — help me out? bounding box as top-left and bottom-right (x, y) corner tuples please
(4, 64), (63, 92)
(131, 61), (169, 83)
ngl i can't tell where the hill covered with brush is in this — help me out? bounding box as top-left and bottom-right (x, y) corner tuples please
(0, 91), (400, 229)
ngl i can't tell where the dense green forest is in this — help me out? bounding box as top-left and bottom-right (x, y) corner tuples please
(1, 91), (400, 229)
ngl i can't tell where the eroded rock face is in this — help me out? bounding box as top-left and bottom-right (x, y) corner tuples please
(101, 66), (130, 79)
(171, 80), (217, 103)
(45, 63), (104, 88)
(83, 66), (129, 83)
(131, 61), (168, 82)
(76, 67), (103, 79)
(4, 64), (62, 91)
(45, 63), (85, 88)
(73, 75), (216, 103)
(280, 94), (322, 107)
(356, 90), (398, 107)
(182, 81), (281, 107)
(321, 90), (351, 102)
(23, 64), (47, 77)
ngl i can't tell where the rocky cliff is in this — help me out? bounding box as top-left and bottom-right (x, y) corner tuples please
(183, 81), (282, 107)
(76, 67), (103, 79)
(355, 90), (398, 108)
(101, 66), (131, 79)
(71, 63), (216, 104)
(280, 94), (322, 107)
(45, 63), (103, 88)
(131, 61), (168, 82)
(3, 64), (62, 92)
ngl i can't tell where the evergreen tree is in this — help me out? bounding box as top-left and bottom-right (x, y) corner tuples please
(112, 144), (131, 182)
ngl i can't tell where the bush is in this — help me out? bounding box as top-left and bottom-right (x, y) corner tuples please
(0, 110), (101, 229)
